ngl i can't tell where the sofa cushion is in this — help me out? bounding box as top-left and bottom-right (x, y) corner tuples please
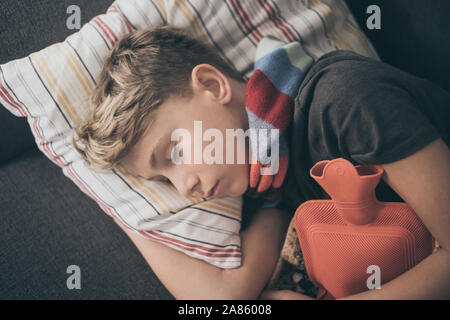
(345, 0), (450, 93)
(0, 149), (172, 299)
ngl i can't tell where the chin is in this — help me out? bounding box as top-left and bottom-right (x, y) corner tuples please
(228, 179), (248, 197)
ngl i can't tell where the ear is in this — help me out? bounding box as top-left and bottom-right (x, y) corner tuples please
(191, 64), (232, 105)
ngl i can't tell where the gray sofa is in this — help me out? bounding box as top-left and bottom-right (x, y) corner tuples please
(1, 0), (449, 299)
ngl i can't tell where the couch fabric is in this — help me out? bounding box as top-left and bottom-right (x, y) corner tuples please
(0, 148), (172, 299)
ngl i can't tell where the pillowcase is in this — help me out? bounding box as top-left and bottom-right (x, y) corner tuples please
(0, 0), (377, 269)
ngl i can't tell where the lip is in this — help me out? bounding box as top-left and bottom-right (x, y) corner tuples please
(206, 181), (219, 198)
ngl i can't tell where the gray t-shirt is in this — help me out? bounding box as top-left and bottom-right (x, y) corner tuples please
(281, 50), (450, 214)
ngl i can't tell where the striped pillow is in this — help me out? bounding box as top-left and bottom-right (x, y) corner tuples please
(0, 0), (377, 269)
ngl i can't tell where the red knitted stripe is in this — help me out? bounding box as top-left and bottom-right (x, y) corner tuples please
(246, 69), (293, 131)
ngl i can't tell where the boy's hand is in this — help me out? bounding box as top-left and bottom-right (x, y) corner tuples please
(259, 290), (316, 300)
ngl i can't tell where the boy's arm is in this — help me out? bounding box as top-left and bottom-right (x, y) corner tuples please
(115, 206), (291, 300)
(341, 138), (450, 299)
(263, 138), (450, 300)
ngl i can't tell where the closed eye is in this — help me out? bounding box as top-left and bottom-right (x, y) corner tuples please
(150, 175), (170, 184)
(168, 141), (184, 165)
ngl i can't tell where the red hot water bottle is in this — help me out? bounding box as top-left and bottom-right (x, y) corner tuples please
(294, 158), (433, 299)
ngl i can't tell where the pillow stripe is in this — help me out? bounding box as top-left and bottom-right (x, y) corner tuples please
(135, 1), (156, 28)
(151, 226), (240, 250)
(66, 41), (98, 85)
(69, 35), (103, 71)
(4, 63), (70, 172)
(108, 4), (135, 35)
(27, 57), (72, 128)
(267, 0), (303, 41)
(86, 22), (111, 50)
(259, 0), (297, 42)
(116, 169), (169, 215)
(145, 216), (237, 237)
(0, 85), (26, 116)
(32, 53), (82, 126)
(222, 1), (257, 48)
(151, 229), (240, 253)
(150, 0), (168, 24)
(57, 45), (95, 94)
(93, 17), (117, 44)
(92, 18), (115, 45)
(139, 230), (241, 265)
(229, 0), (264, 42)
(204, 1), (253, 67)
(15, 64), (70, 166)
(65, 166), (116, 218)
(190, 206), (241, 223)
(195, 201), (241, 219)
(113, 3), (137, 31)
(0, 68), (27, 117)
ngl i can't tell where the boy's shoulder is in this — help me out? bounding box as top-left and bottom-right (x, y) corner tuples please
(298, 49), (430, 108)
(302, 50), (385, 89)
(301, 49), (434, 92)
(312, 49), (372, 66)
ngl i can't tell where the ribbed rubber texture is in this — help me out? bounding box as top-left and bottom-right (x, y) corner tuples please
(294, 200), (433, 299)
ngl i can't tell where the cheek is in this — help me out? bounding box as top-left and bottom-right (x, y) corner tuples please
(220, 137), (250, 196)
(224, 163), (249, 197)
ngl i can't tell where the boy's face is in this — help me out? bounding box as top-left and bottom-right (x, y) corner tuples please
(121, 65), (250, 199)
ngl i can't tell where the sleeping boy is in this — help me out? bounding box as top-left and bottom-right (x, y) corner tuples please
(73, 26), (450, 299)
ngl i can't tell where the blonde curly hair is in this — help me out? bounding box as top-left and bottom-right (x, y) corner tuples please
(72, 25), (243, 170)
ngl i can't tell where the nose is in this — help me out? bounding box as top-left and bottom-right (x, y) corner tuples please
(170, 172), (201, 197)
